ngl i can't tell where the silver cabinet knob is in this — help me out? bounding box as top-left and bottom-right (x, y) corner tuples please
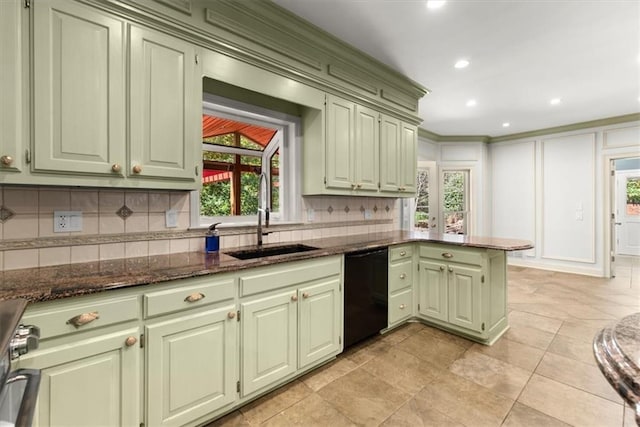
(111, 163), (122, 173)
(227, 311), (236, 319)
(399, 273), (406, 279)
(125, 336), (137, 347)
(291, 295), (298, 302)
(132, 164), (143, 174)
(448, 267), (454, 273)
(399, 251), (406, 257)
(439, 266), (445, 271)
(1, 155), (13, 167)
(302, 292), (310, 299)
(399, 304), (406, 310)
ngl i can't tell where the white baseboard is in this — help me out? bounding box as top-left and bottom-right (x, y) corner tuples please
(507, 258), (605, 277)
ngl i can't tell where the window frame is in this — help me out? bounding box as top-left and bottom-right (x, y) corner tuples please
(191, 94), (302, 228)
(440, 168), (471, 235)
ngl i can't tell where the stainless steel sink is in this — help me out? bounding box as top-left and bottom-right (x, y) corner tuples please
(225, 244), (319, 260)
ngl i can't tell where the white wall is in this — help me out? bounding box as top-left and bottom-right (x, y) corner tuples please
(490, 122), (640, 277)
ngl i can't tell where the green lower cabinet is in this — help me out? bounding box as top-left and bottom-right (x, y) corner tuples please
(16, 327), (140, 427)
(417, 243), (509, 344)
(241, 290), (297, 397)
(298, 278), (341, 369)
(418, 259), (483, 334)
(417, 259), (449, 322)
(447, 263), (483, 333)
(145, 305), (237, 427)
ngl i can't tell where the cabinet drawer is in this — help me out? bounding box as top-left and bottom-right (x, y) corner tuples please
(144, 275), (235, 318)
(389, 260), (413, 293)
(419, 244), (483, 266)
(22, 295), (140, 340)
(389, 288), (412, 325)
(239, 256), (341, 297)
(389, 245), (413, 262)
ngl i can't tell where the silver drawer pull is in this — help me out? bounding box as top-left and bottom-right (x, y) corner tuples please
(442, 252), (453, 259)
(67, 311), (99, 328)
(184, 292), (205, 303)
(399, 251), (406, 257)
(399, 273), (406, 279)
(399, 304), (406, 310)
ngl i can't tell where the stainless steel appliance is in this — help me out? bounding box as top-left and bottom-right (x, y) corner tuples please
(0, 299), (40, 427)
(343, 247), (389, 348)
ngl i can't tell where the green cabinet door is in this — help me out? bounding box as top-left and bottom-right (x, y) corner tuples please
(0, 0), (24, 174)
(146, 305), (237, 427)
(325, 94), (355, 190)
(241, 290), (297, 397)
(32, 0), (126, 176)
(417, 259), (448, 322)
(353, 104), (379, 192)
(129, 24), (200, 183)
(379, 114), (401, 192)
(298, 278), (341, 368)
(448, 263), (483, 333)
(400, 123), (417, 194)
(16, 328), (140, 427)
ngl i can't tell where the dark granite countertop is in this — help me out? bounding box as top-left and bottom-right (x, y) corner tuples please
(0, 231), (532, 303)
(593, 312), (640, 425)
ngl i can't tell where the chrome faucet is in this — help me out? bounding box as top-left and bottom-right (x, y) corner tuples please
(257, 172), (270, 246)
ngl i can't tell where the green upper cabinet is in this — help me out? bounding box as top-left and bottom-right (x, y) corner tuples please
(32, 0), (126, 177)
(380, 115), (417, 195)
(0, 0), (25, 174)
(128, 25), (201, 183)
(306, 95), (416, 198)
(325, 95), (379, 192)
(325, 95), (355, 190)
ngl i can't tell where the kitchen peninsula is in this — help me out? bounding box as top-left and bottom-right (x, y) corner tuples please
(2, 231), (531, 427)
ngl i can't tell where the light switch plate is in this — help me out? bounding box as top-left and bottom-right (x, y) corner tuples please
(54, 211), (83, 232)
(364, 209), (372, 220)
(307, 208), (315, 222)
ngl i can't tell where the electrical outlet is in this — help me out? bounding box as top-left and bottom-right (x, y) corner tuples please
(54, 211), (83, 232)
(364, 209), (372, 220)
(165, 209), (178, 228)
(307, 208), (315, 222)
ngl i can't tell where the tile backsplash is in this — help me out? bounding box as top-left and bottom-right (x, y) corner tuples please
(0, 185), (400, 271)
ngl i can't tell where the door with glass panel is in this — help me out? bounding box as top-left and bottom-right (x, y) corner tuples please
(441, 170), (469, 235)
(413, 161), (438, 232)
(616, 169), (640, 256)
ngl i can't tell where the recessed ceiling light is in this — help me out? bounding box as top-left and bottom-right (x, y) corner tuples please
(550, 98), (562, 105)
(502, 122), (510, 128)
(454, 59), (470, 69)
(426, 1), (446, 9)
(466, 99), (477, 107)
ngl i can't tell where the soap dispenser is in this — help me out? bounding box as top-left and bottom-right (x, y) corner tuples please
(206, 222), (221, 253)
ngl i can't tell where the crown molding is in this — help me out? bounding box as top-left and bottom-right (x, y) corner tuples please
(419, 113), (640, 143)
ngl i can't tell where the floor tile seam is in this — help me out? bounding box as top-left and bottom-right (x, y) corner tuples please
(500, 401), (569, 427)
(507, 306), (569, 325)
(530, 369), (625, 406)
(522, 371), (626, 411)
(244, 384), (313, 426)
(310, 392), (361, 427)
(376, 385), (426, 427)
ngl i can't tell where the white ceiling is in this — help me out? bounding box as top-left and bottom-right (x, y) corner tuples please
(271, 0), (640, 137)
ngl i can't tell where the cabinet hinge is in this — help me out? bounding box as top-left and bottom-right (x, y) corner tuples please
(417, 303), (420, 310)
(339, 336), (341, 345)
(24, 149), (31, 164)
(378, 182), (381, 189)
(611, 255), (616, 262)
(236, 380), (240, 393)
(195, 54), (199, 65)
(139, 334), (145, 348)
(140, 423), (145, 427)
(24, 0), (30, 8)
(195, 165), (199, 176)
(237, 310), (241, 322)
(323, 177), (327, 185)
(481, 275), (485, 283)
(481, 322), (485, 331)
(611, 170), (615, 176)
(417, 264), (420, 271)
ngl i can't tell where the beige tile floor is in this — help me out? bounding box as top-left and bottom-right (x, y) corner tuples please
(208, 257), (640, 426)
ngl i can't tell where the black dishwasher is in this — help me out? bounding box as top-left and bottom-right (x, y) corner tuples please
(343, 247), (388, 348)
